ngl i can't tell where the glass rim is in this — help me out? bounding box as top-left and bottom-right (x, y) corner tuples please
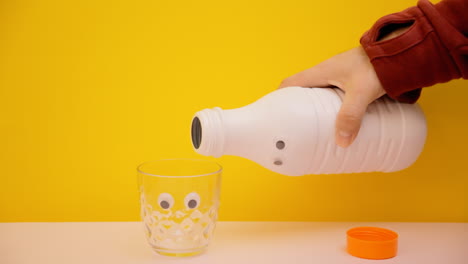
(137, 158), (223, 178)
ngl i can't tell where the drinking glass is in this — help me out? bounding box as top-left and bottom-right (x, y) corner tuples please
(137, 159), (222, 257)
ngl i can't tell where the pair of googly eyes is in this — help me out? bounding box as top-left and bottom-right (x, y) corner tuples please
(157, 192), (200, 210)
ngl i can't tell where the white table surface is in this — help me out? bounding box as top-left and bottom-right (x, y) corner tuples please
(1, 221), (467, 264)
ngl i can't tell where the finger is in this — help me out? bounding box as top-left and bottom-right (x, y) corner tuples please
(278, 62), (335, 89)
(335, 88), (374, 148)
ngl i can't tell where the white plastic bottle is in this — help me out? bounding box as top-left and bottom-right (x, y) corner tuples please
(191, 86), (427, 176)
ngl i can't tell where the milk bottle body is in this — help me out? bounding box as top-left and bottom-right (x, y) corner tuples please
(191, 87), (427, 176)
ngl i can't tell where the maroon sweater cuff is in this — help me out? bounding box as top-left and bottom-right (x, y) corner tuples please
(360, 0), (468, 103)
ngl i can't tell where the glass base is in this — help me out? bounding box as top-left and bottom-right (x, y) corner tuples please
(152, 246), (207, 257)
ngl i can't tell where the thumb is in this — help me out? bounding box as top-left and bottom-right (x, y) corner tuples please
(335, 88), (373, 148)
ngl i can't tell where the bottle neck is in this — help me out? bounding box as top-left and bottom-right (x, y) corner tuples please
(191, 107), (225, 158)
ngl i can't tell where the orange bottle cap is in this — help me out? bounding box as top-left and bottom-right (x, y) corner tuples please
(347, 226), (398, 260)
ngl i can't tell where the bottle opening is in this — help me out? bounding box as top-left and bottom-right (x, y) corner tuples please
(191, 116), (202, 149)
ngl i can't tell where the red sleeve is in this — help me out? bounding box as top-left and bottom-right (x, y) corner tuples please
(360, 0), (468, 103)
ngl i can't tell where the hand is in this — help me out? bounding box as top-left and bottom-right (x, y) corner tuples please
(278, 47), (385, 148)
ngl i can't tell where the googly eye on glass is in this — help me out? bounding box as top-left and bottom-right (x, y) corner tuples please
(184, 192), (200, 209)
(157, 193), (174, 210)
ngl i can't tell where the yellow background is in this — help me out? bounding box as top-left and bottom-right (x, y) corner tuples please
(1, 0), (466, 222)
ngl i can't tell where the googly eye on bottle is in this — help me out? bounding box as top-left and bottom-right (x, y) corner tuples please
(158, 193), (174, 210)
(184, 192), (200, 210)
